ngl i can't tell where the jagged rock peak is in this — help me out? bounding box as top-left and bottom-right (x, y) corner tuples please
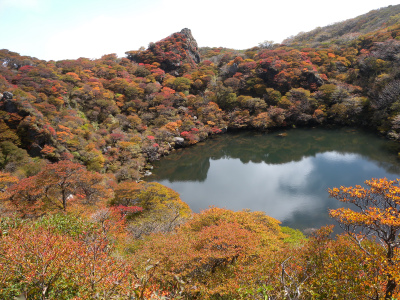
(180, 28), (198, 48)
(126, 28), (201, 74)
(179, 28), (200, 64)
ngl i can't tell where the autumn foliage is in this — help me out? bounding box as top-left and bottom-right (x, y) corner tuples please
(131, 208), (289, 299)
(3, 160), (110, 216)
(0, 223), (142, 299)
(329, 178), (400, 299)
(2, 6), (400, 298)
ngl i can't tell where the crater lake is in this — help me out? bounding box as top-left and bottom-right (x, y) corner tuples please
(148, 127), (400, 232)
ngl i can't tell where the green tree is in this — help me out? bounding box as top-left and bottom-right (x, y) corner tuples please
(172, 77), (192, 92)
(0, 141), (29, 170)
(127, 182), (191, 238)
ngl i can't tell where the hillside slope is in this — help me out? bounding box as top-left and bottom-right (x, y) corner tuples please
(1, 5), (400, 180)
(283, 4), (400, 47)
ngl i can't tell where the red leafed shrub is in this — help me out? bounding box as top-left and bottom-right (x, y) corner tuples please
(110, 205), (143, 217)
(211, 127), (222, 134)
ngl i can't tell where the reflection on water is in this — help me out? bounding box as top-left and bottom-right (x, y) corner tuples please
(149, 128), (400, 231)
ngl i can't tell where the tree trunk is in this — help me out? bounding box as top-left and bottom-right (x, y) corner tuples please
(385, 241), (396, 299)
(62, 189), (67, 211)
(385, 276), (396, 299)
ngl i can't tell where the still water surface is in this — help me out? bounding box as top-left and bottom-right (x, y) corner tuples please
(149, 128), (400, 231)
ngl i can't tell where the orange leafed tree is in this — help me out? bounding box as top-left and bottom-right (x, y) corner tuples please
(132, 207), (287, 298)
(0, 226), (79, 299)
(0, 172), (18, 211)
(329, 178), (400, 299)
(0, 171), (18, 191)
(5, 160), (109, 216)
(0, 225), (141, 299)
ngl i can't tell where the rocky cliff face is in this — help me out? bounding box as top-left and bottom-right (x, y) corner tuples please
(180, 28), (200, 64)
(126, 28), (201, 75)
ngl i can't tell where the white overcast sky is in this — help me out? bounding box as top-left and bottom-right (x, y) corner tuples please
(1, 0), (399, 61)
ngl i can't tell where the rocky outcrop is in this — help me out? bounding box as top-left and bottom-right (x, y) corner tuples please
(304, 71), (324, 87)
(1, 92), (18, 113)
(180, 28), (200, 64)
(126, 28), (201, 75)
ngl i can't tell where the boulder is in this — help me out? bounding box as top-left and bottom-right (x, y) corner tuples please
(144, 170), (152, 177)
(173, 137), (184, 144)
(2, 91), (13, 100)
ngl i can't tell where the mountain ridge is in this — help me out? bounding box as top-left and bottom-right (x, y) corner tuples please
(282, 4), (400, 47)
